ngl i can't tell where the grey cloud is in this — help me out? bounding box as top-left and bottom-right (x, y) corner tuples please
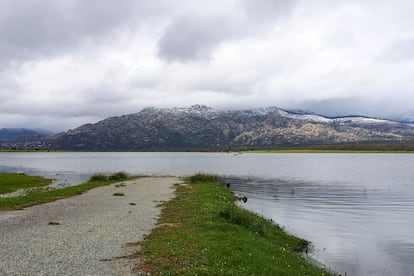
(157, 14), (243, 62)
(0, 0), (168, 64)
(157, 0), (297, 63)
(0, 91), (129, 126)
(296, 96), (414, 119)
(240, 0), (297, 22)
(378, 36), (414, 63)
(295, 98), (370, 117)
(0, 112), (101, 133)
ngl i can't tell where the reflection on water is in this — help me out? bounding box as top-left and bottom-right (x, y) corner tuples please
(1, 152), (414, 275)
(225, 177), (414, 276)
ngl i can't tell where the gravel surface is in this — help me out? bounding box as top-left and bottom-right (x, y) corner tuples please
(0, 177), (182, 276)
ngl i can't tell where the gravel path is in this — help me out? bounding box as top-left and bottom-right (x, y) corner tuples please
(0, 177), (182, 276)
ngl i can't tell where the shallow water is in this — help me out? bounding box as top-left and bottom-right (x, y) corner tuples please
(1, 152), (413, 275)
(225, 177), (414, 275)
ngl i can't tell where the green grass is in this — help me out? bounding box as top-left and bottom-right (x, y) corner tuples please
(0, 173), (52, 194)
(137, 176), (329, 275)
(0, 172), (131, 210)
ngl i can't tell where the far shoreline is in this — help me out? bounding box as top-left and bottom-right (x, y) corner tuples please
(1, 148), (414, 154)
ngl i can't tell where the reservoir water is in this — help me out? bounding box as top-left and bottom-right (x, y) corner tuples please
(1, 152), (413, 275)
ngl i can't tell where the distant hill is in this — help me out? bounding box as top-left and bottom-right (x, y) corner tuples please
(0, 128), (51, 143)
(38, 105), (414, 151)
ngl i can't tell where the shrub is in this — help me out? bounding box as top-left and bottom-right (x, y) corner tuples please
(109, 172), (128, 181)
(88, 172), (128, 182)
(88, 174), (108, 182)
(189, 173), (220, 184)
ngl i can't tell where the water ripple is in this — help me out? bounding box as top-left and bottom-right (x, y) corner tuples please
(223, 176), (414, 276)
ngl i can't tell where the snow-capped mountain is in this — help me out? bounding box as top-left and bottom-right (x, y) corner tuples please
(158, 105), (400, 126)
(140, 105), (400, 125)
(24, 105), (411, 151)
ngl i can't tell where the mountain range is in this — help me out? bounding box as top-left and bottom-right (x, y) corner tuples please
(2, 105), (414, 151)
(0, 128), (51, 143)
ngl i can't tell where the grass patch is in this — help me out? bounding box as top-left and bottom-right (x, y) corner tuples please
(0, 172), (132, 210)
(0, 173), (52, 194)
(137, 176), (329, 275)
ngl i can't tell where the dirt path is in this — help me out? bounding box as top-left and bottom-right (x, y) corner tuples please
(0, 177), (182, 276)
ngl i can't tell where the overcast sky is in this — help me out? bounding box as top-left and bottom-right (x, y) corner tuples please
(1, 0), (414, 132)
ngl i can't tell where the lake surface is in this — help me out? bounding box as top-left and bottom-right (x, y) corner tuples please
(1, 152), (414, 275)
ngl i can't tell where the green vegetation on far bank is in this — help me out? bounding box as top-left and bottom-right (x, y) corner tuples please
(243, 149), (414, 154)
(137, 174), (328, 275)
(0, 172), (130, 210)
(3, 141), (414, 153)
(242, 142), (414, 153)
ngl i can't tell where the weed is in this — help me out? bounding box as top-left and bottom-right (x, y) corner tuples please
(189, 173), (220, 184)
(48, 221), (61, 225)
(113, 192), (125, 196)
(88, 174), (108, 182)
(109, 172), (128, 181)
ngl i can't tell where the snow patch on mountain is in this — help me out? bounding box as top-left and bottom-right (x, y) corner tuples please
(271, 108), (397, 125)
(140, 105), (403, 126)
(277, 109), (333, 123)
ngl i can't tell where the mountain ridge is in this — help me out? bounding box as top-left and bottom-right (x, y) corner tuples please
(2, 106), (414, 150)
(0, 128), (51, 143)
